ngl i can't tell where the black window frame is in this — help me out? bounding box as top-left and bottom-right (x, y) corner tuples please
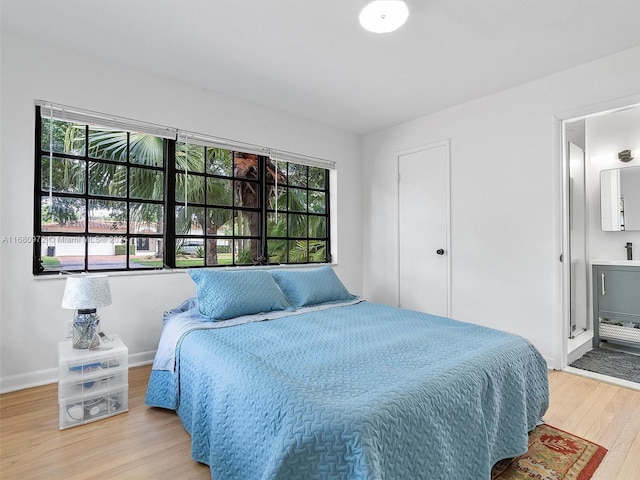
(33, 106), (332, 275)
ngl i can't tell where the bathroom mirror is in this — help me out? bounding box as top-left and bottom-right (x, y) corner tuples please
(600, 165), (640, 231)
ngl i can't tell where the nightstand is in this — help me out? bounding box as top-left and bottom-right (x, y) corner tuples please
(58, 334), (129, 429)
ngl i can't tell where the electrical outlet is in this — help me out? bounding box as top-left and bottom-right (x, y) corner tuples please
(66, 321), (73, 338)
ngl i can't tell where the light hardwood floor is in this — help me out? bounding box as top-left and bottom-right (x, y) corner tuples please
(1, 366), (639, 479)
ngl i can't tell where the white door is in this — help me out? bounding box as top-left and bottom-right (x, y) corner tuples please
(398, 140), (451, 317)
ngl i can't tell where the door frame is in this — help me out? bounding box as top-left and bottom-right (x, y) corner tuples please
(396, 139), (452, 317)
(555, 94), (640, 369)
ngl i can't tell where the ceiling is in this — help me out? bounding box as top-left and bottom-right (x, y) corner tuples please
(2, 0), (640, 135)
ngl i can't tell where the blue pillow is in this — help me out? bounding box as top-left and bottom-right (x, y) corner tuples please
(271, 266), (356, 309)
(188, 269), (291, 321)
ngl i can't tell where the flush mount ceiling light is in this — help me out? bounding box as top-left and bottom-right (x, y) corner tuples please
(359, 0), (409, 33)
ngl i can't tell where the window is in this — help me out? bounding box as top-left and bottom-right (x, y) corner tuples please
(266, 160), (330, 264)
(33, 104), (332, 274)
(35, 110), (165, 272)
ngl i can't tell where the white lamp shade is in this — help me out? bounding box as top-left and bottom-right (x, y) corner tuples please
(359, 1), (409, 33)
(61, 275), (112, 310)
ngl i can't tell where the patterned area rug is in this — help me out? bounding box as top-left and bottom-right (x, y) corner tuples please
(491, 424), (607, 480)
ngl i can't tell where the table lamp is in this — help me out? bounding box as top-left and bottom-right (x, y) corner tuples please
(61, 274), (112, 349)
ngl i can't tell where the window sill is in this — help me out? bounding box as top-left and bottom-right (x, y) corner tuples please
(33, 262), (338, 281)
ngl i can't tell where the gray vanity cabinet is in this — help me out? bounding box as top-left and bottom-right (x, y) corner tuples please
(592, 265), (640, 349)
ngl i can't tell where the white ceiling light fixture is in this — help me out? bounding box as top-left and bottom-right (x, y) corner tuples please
(359, 1), (409, 34)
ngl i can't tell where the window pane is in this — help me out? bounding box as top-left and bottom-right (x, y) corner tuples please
(54, 236), (86, 268)
(89, 162), (127, 197)
(308, 167), (326, 190)
(130, 202), (164, 234)
(129, 237), (163, 269)
(288, 187), (307, 212)
(41, 118), (85, 155)
(88, 129), (127, 161)
(41, 156), (85, 194)
(88, 236), (127, 270)
(267, 212), (287, 237)
(175, 238), (204, 267)
(234, 153), (258, 179)
(287, 163), (307, 187)
(288, 240), (308, 263)
(288, 214), (307, 238)
(205, 238), (232, 266)
(309, 216), (326, 238)
(130, 134), (164, 167)
(207, 208), (233, 235)
(234, 179), (260, 207)
(266, 158), (285, 182)
(39, 235), (85, 272)
(206, 148), (233, 176)
(207, 177), (233, 206)
(267, 239), (287, 264)
(309, 240), (327, 262)
(89, 199), (126, 233)
(234, 211), (260, 236)
(308, 191), (326, 214)
(175, 173), (205, 203)
(176, 142), (205, 173)
(234, 239), (258, 264)
(175, 206), (204, 235)
(267, 185), (287, 210)
(41, 196), (85, 232)
(130, 167), (163, 200)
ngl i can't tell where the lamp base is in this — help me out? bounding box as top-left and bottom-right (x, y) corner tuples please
(73, 311), (100, 349)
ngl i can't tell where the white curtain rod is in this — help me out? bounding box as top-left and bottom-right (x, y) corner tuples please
(35, 100), (336, 169)
(269, 149), (336, 170)
(35, 100), (177, 140)
(177, 131), (270, 157)
(177, 131), (335, 169)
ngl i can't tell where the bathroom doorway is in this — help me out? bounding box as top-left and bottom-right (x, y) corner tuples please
(562, 102), (640, 386)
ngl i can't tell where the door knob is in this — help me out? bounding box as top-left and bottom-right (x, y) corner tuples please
(436, 249), (445, 255)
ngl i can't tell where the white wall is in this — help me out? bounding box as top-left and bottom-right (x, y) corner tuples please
(0, 32), (363, 392)
(362, 46), (640, 368)
(586, 107), (640, 261)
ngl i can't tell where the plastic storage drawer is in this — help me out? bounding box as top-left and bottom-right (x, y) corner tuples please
(58, 370), (128, 399)
(59, 385), (128, 429)
(58, 341), (128, 384)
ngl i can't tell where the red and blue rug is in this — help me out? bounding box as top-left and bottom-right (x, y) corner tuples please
(491, 424), (607, 480)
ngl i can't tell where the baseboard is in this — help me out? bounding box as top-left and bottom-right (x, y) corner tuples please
(0, 350), (156, 394)
(128, 349), (156, 368)
(0, 367), (59, 394)
(544, 355), (561, 370)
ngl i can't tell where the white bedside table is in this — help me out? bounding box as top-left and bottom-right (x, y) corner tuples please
(58, 334), (129, 429)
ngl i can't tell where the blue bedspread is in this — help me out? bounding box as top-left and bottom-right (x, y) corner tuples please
(146, 301), (549, 480)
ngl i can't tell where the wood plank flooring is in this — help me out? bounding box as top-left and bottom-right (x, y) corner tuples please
(1, 366), (638, 479)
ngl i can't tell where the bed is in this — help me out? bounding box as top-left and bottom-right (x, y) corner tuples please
(145, 267), (549, 480)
